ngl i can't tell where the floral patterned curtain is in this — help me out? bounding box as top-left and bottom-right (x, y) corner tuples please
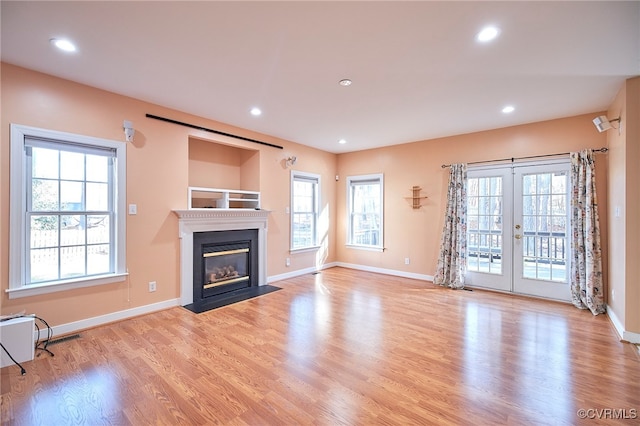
(434, 164), (467, 289)
(570, 150), (605, 315)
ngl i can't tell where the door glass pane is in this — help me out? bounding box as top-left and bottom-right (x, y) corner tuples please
(521, 172), (568, 282)
(523, 175), (535, 195)
(467, 176), (503, 274)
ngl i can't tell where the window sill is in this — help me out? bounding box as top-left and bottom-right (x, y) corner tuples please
(290, 245), (321, 254)
(6, 273), (128, 299)
(346, 244), (385, 253)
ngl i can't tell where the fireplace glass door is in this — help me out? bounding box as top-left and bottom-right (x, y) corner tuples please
(192, 229), (259, 310)
(202, 242), (251, 298)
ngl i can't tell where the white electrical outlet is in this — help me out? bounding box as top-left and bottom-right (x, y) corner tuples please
(149, 281), (157, 292)
(286, 257), (291, 267)
(405, 257), (410, 265)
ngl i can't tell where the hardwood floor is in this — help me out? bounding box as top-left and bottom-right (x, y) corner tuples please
(2, 267), (639, 425)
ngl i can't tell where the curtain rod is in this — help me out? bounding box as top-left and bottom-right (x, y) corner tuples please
(440, 147), (608, 169)
(146, 113), (284, 150)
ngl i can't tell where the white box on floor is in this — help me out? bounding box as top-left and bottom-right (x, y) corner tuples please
(0, 316), (35, 368)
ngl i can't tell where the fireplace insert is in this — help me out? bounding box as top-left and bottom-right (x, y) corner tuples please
(192, 229), (258, 311)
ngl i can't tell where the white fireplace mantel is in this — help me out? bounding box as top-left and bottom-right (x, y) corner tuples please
(173, 209), (270, 306)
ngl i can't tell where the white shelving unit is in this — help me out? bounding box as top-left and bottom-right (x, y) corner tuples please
(188, 187), (260, 210)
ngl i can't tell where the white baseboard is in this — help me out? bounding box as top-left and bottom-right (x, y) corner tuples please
(335, 262), (434, 282)
(42, 298), (181, 340)
(268, 262), (434, 284)
(606, 304), (640, 344)
(268, 262), (338, 283)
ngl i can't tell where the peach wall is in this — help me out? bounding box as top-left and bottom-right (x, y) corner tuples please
(189, 138), (245, 189)
(607, 82), (627, 326)
(607, 76), (640, 336)
(240, 149), (260, 193)
(263, 144), (338, 272)
(0, 63), (337, 327)
(336, 114), (609, 287)
(624, 77), (640, 334)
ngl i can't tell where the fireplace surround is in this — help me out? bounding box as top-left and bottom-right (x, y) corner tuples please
(174, 209), (270, 310)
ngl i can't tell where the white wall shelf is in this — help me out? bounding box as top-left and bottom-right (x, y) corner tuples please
(188, 187), (260, 210)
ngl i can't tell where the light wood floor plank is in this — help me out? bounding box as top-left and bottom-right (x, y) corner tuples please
(2, 267), (639, 425)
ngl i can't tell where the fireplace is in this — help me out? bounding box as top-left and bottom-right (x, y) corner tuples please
(193, 229), (258, 310)
(174, 209), (270, 311)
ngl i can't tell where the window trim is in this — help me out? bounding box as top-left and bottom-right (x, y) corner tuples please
(8, 124), (127, 299)
(346, 173), (384, 251)
(290, 170), (321, 251)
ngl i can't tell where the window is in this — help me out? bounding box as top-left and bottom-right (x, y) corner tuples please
(347, 174), (384, 250)
(291, 171), (320, 250)
(9, 124), (127, 298)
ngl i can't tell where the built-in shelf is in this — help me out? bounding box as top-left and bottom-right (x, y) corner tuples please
(188, 187), (260, 210)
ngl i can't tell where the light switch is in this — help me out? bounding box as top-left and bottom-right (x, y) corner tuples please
(128, 204), (137, 215)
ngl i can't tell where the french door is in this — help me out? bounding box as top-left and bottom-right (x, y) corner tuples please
(466, 161), (571, 301)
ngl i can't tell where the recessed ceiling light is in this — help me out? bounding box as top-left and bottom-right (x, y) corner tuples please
(250, 107), (262, 116)
(50, 38), (77, 52)
(338, 139), (347, 144)
(476, 26), (500, 42)
(339, 79), (352, 87)
(502, 105), (515, 114)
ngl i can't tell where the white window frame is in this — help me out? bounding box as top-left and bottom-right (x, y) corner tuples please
(346, 173), (384, 252)
(8, 124), (127, 299)
(290, 170), (321, 252)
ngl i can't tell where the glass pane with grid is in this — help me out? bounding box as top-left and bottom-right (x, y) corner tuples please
(467, 176), (503, 274)
(521, 172), (568, 282)
(28, 146), (113, 284)
(350, 182), (380, 246)
(292, 178), (317, 249)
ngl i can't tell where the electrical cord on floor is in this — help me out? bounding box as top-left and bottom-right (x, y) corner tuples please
(0, 342), (26, 375)
(34, 316), (55, 358)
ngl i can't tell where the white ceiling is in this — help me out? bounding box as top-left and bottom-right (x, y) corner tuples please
(2, 1), (639, 153)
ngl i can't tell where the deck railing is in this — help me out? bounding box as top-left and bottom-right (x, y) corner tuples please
(468, 230), (566, 263)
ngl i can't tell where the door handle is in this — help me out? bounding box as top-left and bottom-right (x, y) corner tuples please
(514, 234), (522, 240)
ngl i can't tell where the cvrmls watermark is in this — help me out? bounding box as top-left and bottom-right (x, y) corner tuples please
(577, 408), (637, 420)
